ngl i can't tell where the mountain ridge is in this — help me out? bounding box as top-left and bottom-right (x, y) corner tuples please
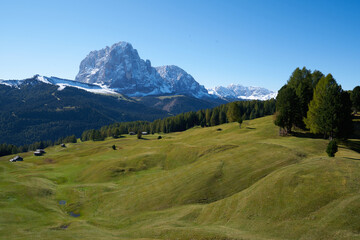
(208, 84), (277, 100)
(0, 41), (277, 101)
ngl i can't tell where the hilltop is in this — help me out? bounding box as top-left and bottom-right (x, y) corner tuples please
(1, 116), (360, 239)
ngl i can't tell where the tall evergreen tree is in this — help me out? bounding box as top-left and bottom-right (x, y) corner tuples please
(311, 70), (324, 89)
(274, 85), (300, 134)
(226, 102), (241, 122)
(210, 108), (220, 126)
(205, 109), (212, 127)
(305, 74), (352, 138)
(287, 67), (314, 128)
(351, 86), (360, 112)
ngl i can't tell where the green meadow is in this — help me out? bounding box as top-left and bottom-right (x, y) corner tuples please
(1, 116), (360, 240)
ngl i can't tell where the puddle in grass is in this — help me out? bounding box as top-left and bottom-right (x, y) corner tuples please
(69, 212), (80, 217)
(58, 200), (80, 217)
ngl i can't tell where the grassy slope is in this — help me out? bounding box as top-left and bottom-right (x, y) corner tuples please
(1, 116), (360, 240)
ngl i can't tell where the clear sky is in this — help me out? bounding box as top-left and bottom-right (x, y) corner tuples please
(0, 0), (359, 91)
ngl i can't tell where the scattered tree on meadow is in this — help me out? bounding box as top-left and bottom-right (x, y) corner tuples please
(137, 131), (142, 139)
(238, 118), (243, 128)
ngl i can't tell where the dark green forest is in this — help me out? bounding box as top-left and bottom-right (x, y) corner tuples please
(0, 77), (169, 146)
(275, 67), (357, 141)
(80, 99), (276, 141)
(0, 98), (276, 157)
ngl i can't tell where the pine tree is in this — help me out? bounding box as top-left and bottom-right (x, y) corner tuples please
(219, 110), (227, 124)
(113, 128), (121, 138)
(210, 108), (220, 126)
(326, 140), (338, 157)
(351, 86), (360, 112)
(226, 102), (241, 122)
(205, 109), (212, 126)
(305, 74), (352, 139)
(238, 118), (243, 128)
(274, 85), (300, 134)
(287, 67), (314, 128)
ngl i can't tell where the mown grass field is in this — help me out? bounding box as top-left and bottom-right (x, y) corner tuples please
(1, 116), (360, 240)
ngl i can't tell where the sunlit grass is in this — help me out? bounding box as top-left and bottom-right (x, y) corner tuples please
(1, 116), (360, 239)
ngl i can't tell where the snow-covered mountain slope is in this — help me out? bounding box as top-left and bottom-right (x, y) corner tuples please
(208, 84), (277, 100)
(75, 41), (213, 98)
(0, 75), (119, 95)
(155, 65), (209, 98)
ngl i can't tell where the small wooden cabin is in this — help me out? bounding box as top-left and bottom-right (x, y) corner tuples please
(34, 149), (45, 156)
(9, 156), (23, 162)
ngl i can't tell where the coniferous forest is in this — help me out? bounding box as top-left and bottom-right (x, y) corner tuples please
(0, 99), (275, 157)
(274, 67), (354, 139)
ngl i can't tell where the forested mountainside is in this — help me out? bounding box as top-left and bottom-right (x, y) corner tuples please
(0, 79), (169, 146)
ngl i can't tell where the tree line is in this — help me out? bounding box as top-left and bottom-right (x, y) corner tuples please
(0, 99), (276, 157)
(275, 67), (357, 139)
(81, 99), (276, 141)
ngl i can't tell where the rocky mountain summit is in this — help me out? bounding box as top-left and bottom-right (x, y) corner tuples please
(75, 41), (209, 98)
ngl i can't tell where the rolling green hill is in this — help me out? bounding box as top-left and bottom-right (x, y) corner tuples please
(1, 116), (360, 240)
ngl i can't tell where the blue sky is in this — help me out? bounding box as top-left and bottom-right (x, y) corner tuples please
(0, 0), (359, 91)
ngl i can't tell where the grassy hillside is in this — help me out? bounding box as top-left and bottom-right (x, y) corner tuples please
(1, 116), (360, 240)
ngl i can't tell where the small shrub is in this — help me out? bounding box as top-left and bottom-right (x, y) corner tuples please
(112, 145), (116, 150)
(157, 136), (162, 139)
(216, 128), (222, 131)
(326, 139), (338, 157)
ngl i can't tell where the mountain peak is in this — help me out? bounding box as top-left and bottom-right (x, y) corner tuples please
(75, 41), (212, 98)
(208, 84), (277, 100)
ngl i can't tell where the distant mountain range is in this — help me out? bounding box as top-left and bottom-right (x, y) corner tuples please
(1, 41), (277, 101)
(0, 41), (277, 145)
(0, 76), (170, 145)
(208, 84), (277, 101)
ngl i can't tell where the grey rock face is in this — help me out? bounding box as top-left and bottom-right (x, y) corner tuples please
(75, 41), (212, 98)
(76, 42), (172, 96)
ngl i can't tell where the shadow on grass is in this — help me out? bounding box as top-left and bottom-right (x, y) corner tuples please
(139, 137), (150, 140)
(292, 131), (324, 139)
(343, 157), (360, 161)
(113, 135), (126, 139)
(246, 127), (256, 130)
(341, 139), (360, 154)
